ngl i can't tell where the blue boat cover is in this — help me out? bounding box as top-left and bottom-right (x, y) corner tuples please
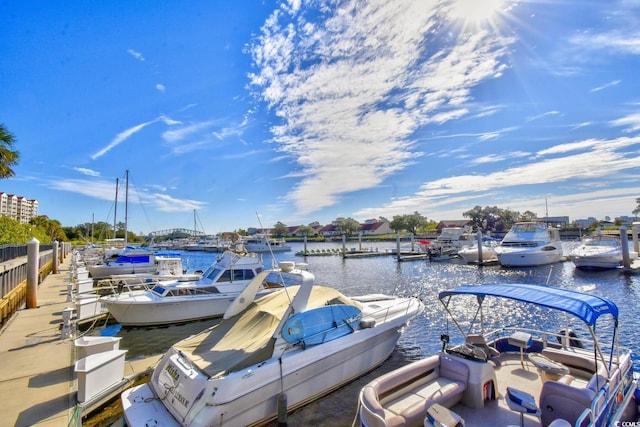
(439, 284), (618, 326)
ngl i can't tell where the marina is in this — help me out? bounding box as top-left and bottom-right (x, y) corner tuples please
(2, 240), (640, 426)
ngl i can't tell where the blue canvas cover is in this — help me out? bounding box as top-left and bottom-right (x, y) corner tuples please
(439, 283), (618, 326)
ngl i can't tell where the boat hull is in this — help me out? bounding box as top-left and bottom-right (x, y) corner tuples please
(87, 263), (157, 279)
(122, 298), (422, 426)
(494, 246), (564, 267)
(101, 292), (270, 326)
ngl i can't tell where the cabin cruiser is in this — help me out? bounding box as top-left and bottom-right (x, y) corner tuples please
(358, 283), (638, 427)
(86, 246), (157, 279)
(569, 234), (623, 270)
(242, 233), (292, 252)
(99, 250), (265, 326)
(121, 261), (424, 426)
(494, 222), (565, 267)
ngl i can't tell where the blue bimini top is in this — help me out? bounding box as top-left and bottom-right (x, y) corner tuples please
(439, 283), (618, 327)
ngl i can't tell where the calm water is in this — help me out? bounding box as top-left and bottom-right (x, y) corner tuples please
(94, 241), (640, 426)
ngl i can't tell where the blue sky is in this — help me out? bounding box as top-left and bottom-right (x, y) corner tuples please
(2, 0), (640, 236)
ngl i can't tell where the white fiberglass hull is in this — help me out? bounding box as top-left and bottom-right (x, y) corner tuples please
(571, 250), (622, 269)
(458, 246), (498, 264)
(87, 263), (157, 279)
(101, 292), (265, 326)
(494, 246), (564, 267)
(122, 298), (422, 427)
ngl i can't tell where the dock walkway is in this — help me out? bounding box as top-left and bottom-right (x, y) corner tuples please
(0, 254), (158, 427)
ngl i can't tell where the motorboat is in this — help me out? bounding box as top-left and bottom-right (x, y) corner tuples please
(243, 233), (292, 252)
(94, 254), (201, 294)
(434, 227), (476, 252)
(358, 283), (639, 427)
(86, 246), (157, 279)
(457, 238), (499, 264)
(99, 250), (266, 326)
(121, 261), (424, 426)
(569, 234), (623, 270)
(494, 222), (565, 267)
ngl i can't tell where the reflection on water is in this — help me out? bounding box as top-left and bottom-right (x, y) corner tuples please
(91, 241), (640, 425)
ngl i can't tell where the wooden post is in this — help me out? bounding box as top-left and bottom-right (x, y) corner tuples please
(27, 237), (39, 309)
(396, 233), (401, 262)
(476, 231), (483, 264)
(52, 240), (59, 274)
(620, 227), (630, 271)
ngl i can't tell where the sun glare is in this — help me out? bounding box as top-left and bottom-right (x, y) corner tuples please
(449, 0), (506, 25)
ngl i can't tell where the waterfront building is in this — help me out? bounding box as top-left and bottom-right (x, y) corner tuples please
(0, 192), (38, 223)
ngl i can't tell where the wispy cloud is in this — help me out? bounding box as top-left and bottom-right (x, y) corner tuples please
(92, 115), (181, 160)
(249, 0), (514, 215)
(73, 167), (101, 177)
(470, 151), (530, 165)
(610, 113), (640, 133)
(48, 178), (206, 213)
(156, 83), (166, 92)
(128, 49), (145, 61)
(354, 135), (640, 218)
(590, 80), (621, 92)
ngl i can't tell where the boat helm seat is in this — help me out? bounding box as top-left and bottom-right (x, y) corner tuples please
(505, 387), (540, 427)
(464, 335), (501, 365)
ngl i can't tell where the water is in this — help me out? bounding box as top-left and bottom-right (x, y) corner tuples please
(93, 241), (640, 426)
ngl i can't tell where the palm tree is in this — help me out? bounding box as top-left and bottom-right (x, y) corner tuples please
(0, 124), (20, 178)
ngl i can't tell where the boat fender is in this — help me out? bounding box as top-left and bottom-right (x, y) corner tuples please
(277, 392), (288, 426)
(359, 317), (376, 329)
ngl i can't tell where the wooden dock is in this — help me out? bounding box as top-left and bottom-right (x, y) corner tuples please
(0, 254), (160, 426)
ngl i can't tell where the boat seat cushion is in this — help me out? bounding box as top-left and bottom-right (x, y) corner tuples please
(377, 354), (469, 426)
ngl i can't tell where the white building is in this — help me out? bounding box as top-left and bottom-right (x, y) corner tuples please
(0, 192), (38, 223)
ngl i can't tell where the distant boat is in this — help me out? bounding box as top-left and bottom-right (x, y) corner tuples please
(569, 234), (623, 270)
(458, 238), (499, 264)
(121, 260), (424, 426)
(86, 246), (157, 279)
(243, 233), (292, 252)
(99, 250), (266, 326)
(494, 222), (564, 267)
(94, 253), (200, 292)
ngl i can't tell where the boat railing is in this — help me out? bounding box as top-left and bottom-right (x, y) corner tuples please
(94, 277), (154, 296)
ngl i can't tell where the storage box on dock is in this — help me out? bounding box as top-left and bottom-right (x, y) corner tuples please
(74, 349), (127, 403)
(74, 336), (121, 359)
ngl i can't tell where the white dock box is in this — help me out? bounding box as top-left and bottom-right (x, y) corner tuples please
(76, 278), (94, 294)
(75, 267), (90, 281)
(74, 336), (121, 360)
(75, 294), (105, 321)
(75, 349), (127, 403)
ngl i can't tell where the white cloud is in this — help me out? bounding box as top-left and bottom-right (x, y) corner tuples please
(73, 167), (101, 177)
(156, 83), (166, 92)
(249, 0), (514, 215)
(610, 113), (640, 133)
(128, 49), (145, 61)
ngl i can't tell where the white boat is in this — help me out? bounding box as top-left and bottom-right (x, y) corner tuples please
(94, 254), (201, 293)
(457, 238), (499, 264)
(433, 227), (476, 252)
(494, 222), (565, 267)
(99, 250), (266, 326)
(86, 246), (157, 279)
(358, 283), (639, 427)
(569, 234), (623, 270)
(121, 261), (424, 426)
(243, 233), (292, 252)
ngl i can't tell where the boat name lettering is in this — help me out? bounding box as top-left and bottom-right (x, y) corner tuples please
(172, 389), (190, 408)
(165, 364), (180, 383)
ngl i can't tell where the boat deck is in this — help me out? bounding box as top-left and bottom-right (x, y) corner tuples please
(449, 353), (588, 427)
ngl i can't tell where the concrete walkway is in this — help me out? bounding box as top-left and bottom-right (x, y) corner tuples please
(0, 254), (160, 427)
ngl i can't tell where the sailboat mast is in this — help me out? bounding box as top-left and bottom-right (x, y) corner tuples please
(124, 170), (129, 246)
(113, 178), (119, 240)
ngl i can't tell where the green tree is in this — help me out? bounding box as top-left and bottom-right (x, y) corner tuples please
(297, 225), (316, 237)
(633, 198), (640, 220)
(272, 221), (289, 237)
(403, 211), (428, 235)
(389, 215), (406, 234)
(335, 217), (361, 236)
(0, 124), (20, 178)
